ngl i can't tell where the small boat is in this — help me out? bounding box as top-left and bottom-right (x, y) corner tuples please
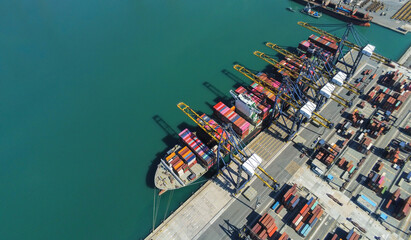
(301, 3), (322, 18)
(287, 7), (296, 12)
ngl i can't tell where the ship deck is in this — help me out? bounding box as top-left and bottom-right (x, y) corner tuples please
(155, 160), (208, 191)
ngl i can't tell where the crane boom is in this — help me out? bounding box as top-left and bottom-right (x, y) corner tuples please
(233, 64), (332, 128)
(297, 21), (390, 64)
(177, 102), (278, 190)
(263, 44), (361, 95)
(253, 51), (350, 107)
(266, 42), (302, 64)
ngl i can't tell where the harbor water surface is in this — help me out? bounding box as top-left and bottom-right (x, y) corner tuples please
(1, 1), (410, 239)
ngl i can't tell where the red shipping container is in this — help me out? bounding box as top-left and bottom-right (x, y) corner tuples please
(276, 205), (284, 214)
(252, 223), (262, 235)
(259, 213), (268, 223)
(268, 225), (278, 237)
(295, 221), (304, 231)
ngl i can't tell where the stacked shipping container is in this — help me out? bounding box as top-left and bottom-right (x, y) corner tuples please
(179, 129), (215, 169)
(250, 213), (278, 240)
(308, 34), (338, 54)
(165, 150), (189, 177)
(213, 102), (251, 139)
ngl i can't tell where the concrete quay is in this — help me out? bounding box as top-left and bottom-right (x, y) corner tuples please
(341, 0), (411, 34)
(398, 43), (411, 68)
(146, 49), (411, 240)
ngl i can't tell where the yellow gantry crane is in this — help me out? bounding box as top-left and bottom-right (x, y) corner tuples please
(233, 64), (332, 129)
(253, 50), (350, 108)
(264, 43), (360, 95)
(297, 21), (390, 64)
(177, 102), (279, 191)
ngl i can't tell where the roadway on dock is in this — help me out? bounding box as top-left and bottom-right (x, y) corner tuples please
(194, 60), (410, 239)
(146, 54), (410, 240)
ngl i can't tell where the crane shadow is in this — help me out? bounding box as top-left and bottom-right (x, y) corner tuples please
(146, 115), (181, 188)
(219, 219), (242, 240)
(203, 81), (230, 104)
(221, 69), (248, 86)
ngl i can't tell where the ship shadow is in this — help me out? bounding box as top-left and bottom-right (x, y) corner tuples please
(146, 115), (181, 188)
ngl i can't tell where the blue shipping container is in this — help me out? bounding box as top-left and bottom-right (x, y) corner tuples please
(300, 224), (309, 235)
(310, 218), (318, 227)
(311, 200), (318, 210)
(291, 198), (300, 209)
(307, 197), (314, 205)
(303, 226), (312, 237)
(271, 201), (280, 211)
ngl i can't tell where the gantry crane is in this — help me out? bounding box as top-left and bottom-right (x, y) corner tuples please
(265, 42), (360, 95)
(297, 22), (390, 79)
(177, 102), (280, 193)
(253, 50), (351, 109)
(233, 64), (333, 140)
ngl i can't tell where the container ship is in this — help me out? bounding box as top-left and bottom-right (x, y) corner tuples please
(154, 32), (340, 194)
(292, 0), (372, 26)
(154, 80), (275, 194)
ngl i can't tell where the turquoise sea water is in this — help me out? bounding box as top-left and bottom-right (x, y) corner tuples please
(0, 1), (410, 239)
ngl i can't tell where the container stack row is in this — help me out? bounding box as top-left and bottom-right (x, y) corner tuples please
(367, 171), (386, 192)
(308, 34), (338, 54)
(291, 196), (323, 237)
(380, 70), (402, 87)
(165, 150), (189, 177)
(257, 72), (281, 91)
(385, 188), (411, 220)
(250, 213), (278, 240)
(298, 39), (333, 62)
(282, 184), (298, 210)
(177, 146), (197, 169)
(366, 117), (387, 139)
(249, 82), (277, 105)
(213, 102), (250, 139)
(315, 144), (339, 166)
(179, 129), (215, 169)
(346, 228), (360, 240)
(198, 113), (229, 143)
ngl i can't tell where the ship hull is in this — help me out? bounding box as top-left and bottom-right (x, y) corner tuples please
(154, 125), (263, 192)
(292, 0), (372, 26)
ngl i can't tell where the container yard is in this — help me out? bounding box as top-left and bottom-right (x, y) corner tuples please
(146, 22), (411, 240)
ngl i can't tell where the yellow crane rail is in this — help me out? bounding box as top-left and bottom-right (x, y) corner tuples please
(254, 51), (349, 107)
(297, 21), (390, 64)
(177, 102), (278, 190)
(233, 64), (331, 128)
